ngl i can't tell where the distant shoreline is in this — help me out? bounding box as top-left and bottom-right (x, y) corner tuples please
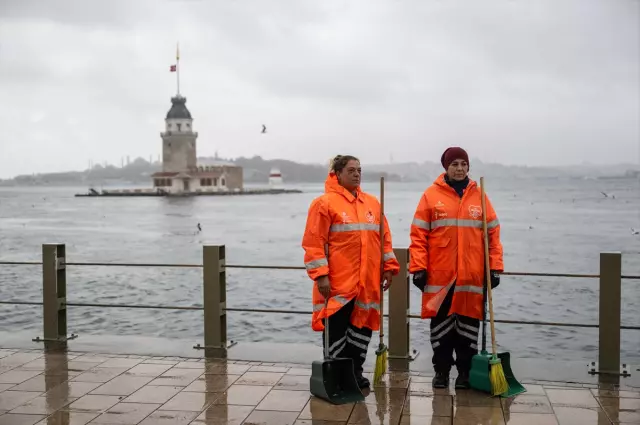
(1, 174), (638, 188)
(0, 155), (637, 186)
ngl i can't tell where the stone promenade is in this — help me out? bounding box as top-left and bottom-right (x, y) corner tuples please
(1, 348), (638, 424)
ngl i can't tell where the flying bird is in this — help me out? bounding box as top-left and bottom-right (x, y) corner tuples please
(632, 228), (639, 235)
(197, 223), (202, 232)
(261, 125), (267, 134)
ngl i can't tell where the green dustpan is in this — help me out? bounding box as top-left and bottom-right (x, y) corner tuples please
(309, 301), (364, 405)
(470, 350), (526, 397)
(469, 281), (525, 398)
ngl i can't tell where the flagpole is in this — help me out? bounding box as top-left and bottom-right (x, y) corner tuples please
(176, 43), (180, 95)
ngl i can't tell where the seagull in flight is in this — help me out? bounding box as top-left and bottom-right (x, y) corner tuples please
(600, 191), (615, 199)
(632, 228), (639, 235)
(261, 125), (267, 134)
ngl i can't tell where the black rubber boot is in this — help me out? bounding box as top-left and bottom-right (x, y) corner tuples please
(356, 375), (370, 389)
(455, 372), (470, 389)
(432, 372), (449, 388)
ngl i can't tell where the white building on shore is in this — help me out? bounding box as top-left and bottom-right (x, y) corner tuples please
(268, 167), (283, 188)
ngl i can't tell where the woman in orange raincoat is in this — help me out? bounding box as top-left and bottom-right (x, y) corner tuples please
(409, 147), (504, 390)
(302, 155), (400, 388)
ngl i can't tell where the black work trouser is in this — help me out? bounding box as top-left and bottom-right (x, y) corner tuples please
(430, 285), (480, 375)
(322, 299), (373, 377)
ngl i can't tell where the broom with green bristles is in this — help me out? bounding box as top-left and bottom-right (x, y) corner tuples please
(480, 177), (509, 396)
(373, 176), (387, 385)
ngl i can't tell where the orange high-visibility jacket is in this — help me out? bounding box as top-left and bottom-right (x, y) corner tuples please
(409, 174), (504, 320)
(302, 173), (400, 332)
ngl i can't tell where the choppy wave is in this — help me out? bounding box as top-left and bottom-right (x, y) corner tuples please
(1, 178), (639, 362)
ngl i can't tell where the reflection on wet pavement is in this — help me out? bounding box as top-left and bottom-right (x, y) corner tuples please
(0, 348), (636, 424)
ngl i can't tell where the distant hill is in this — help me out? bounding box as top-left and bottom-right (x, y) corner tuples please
(368, 159), (640, 182)
(0, 155), (636, 187)
(0, 157), (161, 187)
(0, 156), (401, 187)
(230, 156), (399, 183)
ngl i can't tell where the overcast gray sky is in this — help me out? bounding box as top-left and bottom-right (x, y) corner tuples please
(0, 0), (638, 178)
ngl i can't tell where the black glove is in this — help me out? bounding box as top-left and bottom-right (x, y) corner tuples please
(490, 270), (500, 289)
(412, 270), (427, 291)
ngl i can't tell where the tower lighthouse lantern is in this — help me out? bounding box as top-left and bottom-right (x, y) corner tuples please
(161, 95), (197, 173)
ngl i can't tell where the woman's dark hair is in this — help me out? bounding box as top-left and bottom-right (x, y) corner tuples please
(331, 155), (359, 174)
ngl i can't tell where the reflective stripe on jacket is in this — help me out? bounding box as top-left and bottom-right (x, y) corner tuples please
(302, 173), (400, 331)
(409, 173), (504, 320)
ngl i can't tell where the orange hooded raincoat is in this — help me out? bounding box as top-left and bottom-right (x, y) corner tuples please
(302, 173), (400, 332)
(409, 173), (504, 320)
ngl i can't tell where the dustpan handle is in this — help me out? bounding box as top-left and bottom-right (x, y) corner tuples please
(324, 298), (330, 359)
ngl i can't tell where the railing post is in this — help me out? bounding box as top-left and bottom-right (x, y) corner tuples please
(598, 251), (622, 374)
(35, 243), (74, 348)
(388, 248), (412, 361)
(196, 245), (228, 358)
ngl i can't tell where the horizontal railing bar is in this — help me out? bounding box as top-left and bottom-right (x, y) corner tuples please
(501, 271), (599, 279)
(224, 307), (310, 314)
(0, 261), (42, 265)
(226, 265), (306, 270)
(65, 302), (203, 310)
(0, 261), (202, 268)
(2, 301), (639, 330)
(65, 262), (202, 268)
(221, 307), (640, 331)
(0, 300), (201, 310)
(0, 260), (638, 280)
(406, 314), (640, 330)
(0, 301), (43, 306)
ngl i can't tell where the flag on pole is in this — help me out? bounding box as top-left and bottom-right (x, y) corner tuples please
(173, 43), (181, 95)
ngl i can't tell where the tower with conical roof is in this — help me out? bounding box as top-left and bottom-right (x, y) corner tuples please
(151, 45), (243, 194)
(161, 95), (197, 172)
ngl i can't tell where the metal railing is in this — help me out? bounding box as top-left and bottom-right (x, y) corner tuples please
(1, 244), (638, 376)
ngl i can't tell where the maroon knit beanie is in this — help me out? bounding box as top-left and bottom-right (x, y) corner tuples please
(441, 147), (469, 169)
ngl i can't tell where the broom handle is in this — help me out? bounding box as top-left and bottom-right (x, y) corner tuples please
(480, 177), (497, 357)
(379, 176), (385, 342)
(482, 272), (487, 353)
